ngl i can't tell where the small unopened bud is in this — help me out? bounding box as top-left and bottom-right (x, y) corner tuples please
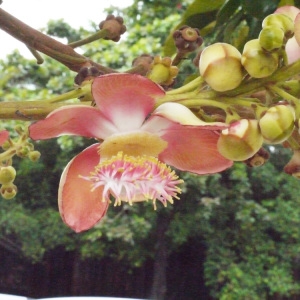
(28, 150), (41, 162)
(217, 119), (263, 161)
(262, 13), (294, 38)
(241, 39), (279, 78)
(259, 26), (285, 51)
(173, 26), (203, 53)
(17, 146), (30, 158)
(1, 140), (10, 151)
(74, 66), (103, 86)
(284, 150), (300, 177)
(132, 54), (154, 76)
(244, 147), (270, 167)
(147, 56), (178, 86)
(199, 43), (243, 92)
(0, 166), (16, 185)
(99, 15), (126, 42)
(1, 183), (17, 199)
(259, 105), (295, 144)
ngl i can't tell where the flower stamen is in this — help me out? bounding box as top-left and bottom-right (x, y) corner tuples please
(80, 151), (183, 209)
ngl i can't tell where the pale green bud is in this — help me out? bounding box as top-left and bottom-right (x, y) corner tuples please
(262, 13), (294, 38)
(241, 39), (279, 78)
(217, 119), (263, 161)
(199, 43), (243, 92)
(259, 26), (285, 51)
(28, 150), (41, 162)
(147, 56), (178, 86)
(0, 166), (16, 185)
(1, 183), (17, 199)
(259, 105), (295, 144)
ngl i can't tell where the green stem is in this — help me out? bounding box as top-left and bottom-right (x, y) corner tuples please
(268, 84), (300, 118)
(43, 83), (92, 103)
(0, 101), (91, 121)
(166, 76), (205, 95)
(68, 29), (110, 48)
(224, 59), (300, 97)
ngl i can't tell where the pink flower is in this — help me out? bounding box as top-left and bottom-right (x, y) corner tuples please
(29, 74), (232, 232)
(0, 130), (9, 146)
(275, 6), (300, 64)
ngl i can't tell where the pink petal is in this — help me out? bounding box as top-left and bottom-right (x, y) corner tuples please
(158, 125), (233, 174)
(275, 6), (300, 20)
(294, 13), (300, 47)
(285, 37), (300, 63)
(58, 144), (109, 232)
(92, 74), (165, 131)
(0, 130), (9, 146)
(29, 105), (117, 140)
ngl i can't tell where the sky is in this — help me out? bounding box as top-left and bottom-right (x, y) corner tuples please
(0, 0), (133, 58)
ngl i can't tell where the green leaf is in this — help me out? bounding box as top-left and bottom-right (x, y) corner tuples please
(216, 0), (241, 27)
(241, 0), (280, 20)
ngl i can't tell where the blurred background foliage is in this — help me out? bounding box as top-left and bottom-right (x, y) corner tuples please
(1, 0), (300, 299)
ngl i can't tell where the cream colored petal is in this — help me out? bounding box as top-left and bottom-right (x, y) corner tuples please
(152, 102), (227, 129)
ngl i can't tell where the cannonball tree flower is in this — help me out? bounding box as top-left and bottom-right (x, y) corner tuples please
(29, 74), (232, 232)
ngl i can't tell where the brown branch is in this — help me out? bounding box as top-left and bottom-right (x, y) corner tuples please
(0, 8), (116, 73)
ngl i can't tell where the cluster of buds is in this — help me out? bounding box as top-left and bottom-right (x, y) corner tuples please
(199, 13), (295, 91)
(217, 104), (296, 163)
(0, 125), (41, 199)
(0, 166), (17, 199)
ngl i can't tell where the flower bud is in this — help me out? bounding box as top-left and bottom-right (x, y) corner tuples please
(244, 147), (270, 167)
(28, 150), (41, 162)
(262, 13), (294, 38)
(147, 56), (178, 86)
(259, 105), (295, 144)
(1, 183), (17, 199)
(0, 166), (16, 185)
(217, 119), (263, 161)
(284, 150), (300, 178)
(199, 43), (243, 92)
(259, 26), (285, 51)
(241, 39), (279, 78)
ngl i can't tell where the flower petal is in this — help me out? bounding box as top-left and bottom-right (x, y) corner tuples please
(0, 130), (9, 146)
(58, 144), (109, 232)
(294, 13), (300, 47)
(158, 125), (233, 174)
(285, 37), (300, 64)
(29, 105), (117, 140)
(92, 74), (165, 131)
(275, 5), (300, 21)
(151, 102), (228, 129)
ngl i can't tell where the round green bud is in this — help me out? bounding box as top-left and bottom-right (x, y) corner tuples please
(1, 183), (17, 200)
(259, 26), (285, 51)
(259, 105), (295, 144)
(199, 43), (243, 92)
(217, 119), (263, 161)
(241, 39), (279, 78)
(1, 140), (10, 151)
(148, 64), (172, 84)
(28, 150), (41, 162)
(0, 166), (16, 185)
(17, 146), (30, 158)
(262, 13), (294, 37)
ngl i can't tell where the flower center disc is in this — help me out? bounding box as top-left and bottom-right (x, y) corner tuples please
(99, 131), (167, 159)
(81, 152), (183, 209)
